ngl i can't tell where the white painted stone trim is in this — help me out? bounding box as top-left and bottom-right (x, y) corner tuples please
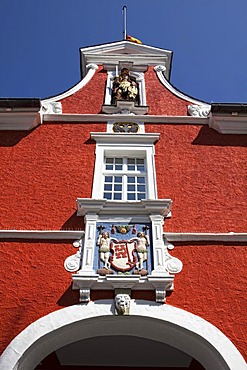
(0, 230), (84, 240)
(0, 112), (41, 130)
(154, 65), (211, 108)
(80, 41), (172, 79)
(42, 113), (209, 124)
(209, 115), (247, 134)
(0, 231), (246, 243)
(0, 300), (246, 370)
(165, 232), (247, 243)
(41, 64), (98, 104)
(104, 71), (147, 107)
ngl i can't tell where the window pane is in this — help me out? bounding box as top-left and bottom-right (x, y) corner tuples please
(137, 165), (145, 171)
(114, 193), (122, 200)
(137, 159), (144, 164)
(104, 193), (112, 200)
(137, 185), (145, 192)
(127, 176), (135, 183)
(104, 184), (112, 191)
(127, 185), (135, 191)
(137, 176), (145, 183)
(115, 176), (122, 183)
(105, 176), (113, 183)
(127, 158), (135, 164)
(138, 193), (146, 200)
(106, 165), (113, 170)
(127, 193), (136, 200)
(106, 158), (113, 164)
(115, 158), (123, 164)
(115, 165), (123, 170)
(127, 165), (135, 171)
(114, 184), (122, 191)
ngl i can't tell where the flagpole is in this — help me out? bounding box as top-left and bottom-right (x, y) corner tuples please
(123, 5), (127, 40)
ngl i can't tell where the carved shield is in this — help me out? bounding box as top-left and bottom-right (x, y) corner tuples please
(110, 240), (137, 272)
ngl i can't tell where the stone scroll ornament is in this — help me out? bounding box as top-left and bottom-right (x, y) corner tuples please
(64, 240), (83, 272)
(163, 238), (183, 274)
(187, 104), (211, 117)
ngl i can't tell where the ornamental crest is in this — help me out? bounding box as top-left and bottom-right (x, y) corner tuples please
(110, 239), (137, 272)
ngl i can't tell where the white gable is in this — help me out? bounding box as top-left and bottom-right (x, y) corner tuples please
(80, 41), (173, 80)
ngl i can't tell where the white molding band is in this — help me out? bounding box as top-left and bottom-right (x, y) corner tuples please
(0, 230), (84, 240)
(0, 300), (246, 370)
(0, 231), (246, 242)
(42, 113), (209, 124)
(165, 232), (247, 243)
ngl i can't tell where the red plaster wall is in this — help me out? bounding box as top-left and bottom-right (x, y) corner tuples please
(0, 123), (106, 230)
(0, 123), (246, 232)
(0, 241), (78, 354)
(167, 243), (247, 361)
(146, 124), (247, 232)
(0, 241), (246, 362)
(145, 67), (191, 115)
(59, 66), (107, 114)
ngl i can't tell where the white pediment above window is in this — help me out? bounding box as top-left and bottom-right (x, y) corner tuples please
(80, 41), (172, 80)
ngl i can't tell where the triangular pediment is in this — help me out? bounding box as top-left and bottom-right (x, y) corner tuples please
(80, 41), (172, 79)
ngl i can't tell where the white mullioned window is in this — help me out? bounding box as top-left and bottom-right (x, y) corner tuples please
(103, 157), (146, 201)
(90, 133), (160, 201)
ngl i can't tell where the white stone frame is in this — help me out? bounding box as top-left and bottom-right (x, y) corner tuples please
(91, 133), (159, 201)
(104, 70), (147, 106)
(1, 300), (246, 370)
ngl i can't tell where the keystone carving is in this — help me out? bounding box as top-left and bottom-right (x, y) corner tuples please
(115, 293), (131, 315)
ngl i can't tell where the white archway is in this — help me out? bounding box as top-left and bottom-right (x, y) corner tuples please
(0, 300), (246, 370)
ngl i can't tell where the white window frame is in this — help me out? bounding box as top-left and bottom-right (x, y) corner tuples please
(91, 133), (159, 201)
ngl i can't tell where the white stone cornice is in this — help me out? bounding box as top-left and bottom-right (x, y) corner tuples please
(0, 112), (41, 130)
(154, 65), (211, 107)
(209, 115), (247, 134)
(41, 63), (99, 105)
(90, 132), (160, 145)
(0, 230), (84, 240)
(165, 232), (247, 243)
(80, 41), (172, 80)
(76, 198), (172, 218)
(0, 230), (245, 243)
(42, 113), (209, 125)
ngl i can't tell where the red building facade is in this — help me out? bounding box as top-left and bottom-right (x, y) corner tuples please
(0, 41), (246, 370)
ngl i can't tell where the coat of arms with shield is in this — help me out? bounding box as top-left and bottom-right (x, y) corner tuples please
(110, 239), (137, 272)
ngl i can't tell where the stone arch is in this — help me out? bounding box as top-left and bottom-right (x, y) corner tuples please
(0, 300), (246, 370)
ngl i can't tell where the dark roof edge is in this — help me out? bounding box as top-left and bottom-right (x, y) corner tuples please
(211, 103), (247, 114)
(0, 98), (41, 110)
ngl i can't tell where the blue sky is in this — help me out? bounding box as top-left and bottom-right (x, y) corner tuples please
(0, 0), (247, 103)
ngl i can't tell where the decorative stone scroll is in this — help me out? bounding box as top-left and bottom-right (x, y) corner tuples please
(64, 239), (83, 272)
(41, 102), (62, 114)
(188, 104), (211, 117)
